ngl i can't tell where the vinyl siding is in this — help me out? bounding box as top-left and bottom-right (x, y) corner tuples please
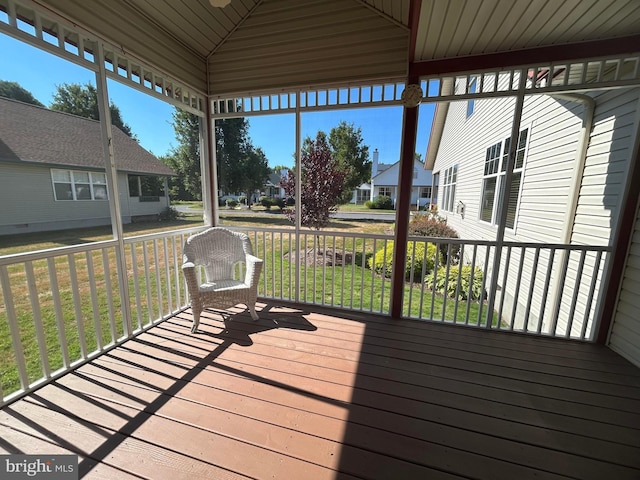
(431, 79), (640, 337)
(609, 202), (640, 367)
(0, 164), (169, 235)
(208, 0), (408, 95)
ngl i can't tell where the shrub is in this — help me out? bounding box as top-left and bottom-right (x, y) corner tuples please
(259, 196), (276, 210)
(158, 206), (180, 221)
(425, 265), (485, 301)
(225, 198), (239, 208)
(370, 195), (393, 210)
(238, 195), (247, 205)
(364, 200), (373, 209)
(409, 213), (460, 263)
(368, 240), (438, 280)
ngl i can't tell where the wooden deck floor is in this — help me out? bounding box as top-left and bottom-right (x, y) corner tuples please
(1, 301), (640, 479)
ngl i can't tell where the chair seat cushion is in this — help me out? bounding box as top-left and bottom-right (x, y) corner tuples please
(199, 279), (247, 292)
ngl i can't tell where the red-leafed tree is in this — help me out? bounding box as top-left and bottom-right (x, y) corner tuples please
(281, 132), (346, 231)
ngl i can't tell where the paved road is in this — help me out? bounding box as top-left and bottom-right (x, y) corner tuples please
(174, 205), (396, 222)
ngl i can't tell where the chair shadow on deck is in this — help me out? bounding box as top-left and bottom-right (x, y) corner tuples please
(0, 301), (322, 478)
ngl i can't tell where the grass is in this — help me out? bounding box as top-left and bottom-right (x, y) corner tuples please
(0, 214), (495, 398)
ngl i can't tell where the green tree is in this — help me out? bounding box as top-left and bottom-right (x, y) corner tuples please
(328, 121), (370, 203)
(50, 82), (134, 137)
(216, 117), (269, 200)
(0, 80), (44, 106)
(163, 109), (202, 200)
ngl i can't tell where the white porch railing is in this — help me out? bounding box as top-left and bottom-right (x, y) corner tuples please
(0, 226), (610, 406)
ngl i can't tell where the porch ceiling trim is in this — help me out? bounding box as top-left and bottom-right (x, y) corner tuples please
(410, 35), (640, 78)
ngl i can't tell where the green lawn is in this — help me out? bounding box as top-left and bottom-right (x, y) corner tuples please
(0, 216), (495, 398)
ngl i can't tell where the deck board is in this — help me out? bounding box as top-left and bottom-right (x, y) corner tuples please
(1, 302), (640, 479)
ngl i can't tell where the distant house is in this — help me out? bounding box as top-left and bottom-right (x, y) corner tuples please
(366, 148), (433, 209)
(0, 97), (175, 235)
(264, 172), (286, 199)
(426, 73), (640, 335)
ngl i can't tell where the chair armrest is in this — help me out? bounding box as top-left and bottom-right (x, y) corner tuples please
(182, 263), (199, 297)
(245, 254), (263, 287)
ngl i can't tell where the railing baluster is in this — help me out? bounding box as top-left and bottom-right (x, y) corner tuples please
(478, 246), (491, 326)
(360, 237), (366, 310)
(408, 241), (417, 317)
(131, 242), (143, 330)
(85, 251), (103, 350)
(453, 243), (463, 322)
(524, 247), (541, 333)
(442, 243), (452, 322)
(465, 245), (478, 326)
(566, 249), (586, 338)
(430, 241), (439, 321)
(172, 235), (181, 309)
(102, 248), (117, 343)
(341, 235), (346, 308)
(142, 241), (153, 324)
(509, 246), (527, 331)
(537, 248), (556, 335)
(25, 261), (50, 379)
(153, 240), (163, 322)
(163, 237), (173, 314)
(68, 254), (88, 359)
(497, 245), (511, 329)
(0, 265), (30, 391)
(551, 249), (571, 336)
(47, 257), (69, 368)
(583, 251), (604, 341)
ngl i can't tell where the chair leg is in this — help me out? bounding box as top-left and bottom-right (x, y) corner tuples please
(248, 304), (259, 321)
(191, 306), (201, 333)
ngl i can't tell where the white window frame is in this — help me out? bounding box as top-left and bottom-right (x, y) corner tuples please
(378, 186), (393, 197)
(440, 164), (457, 212)
(479, 128), (529, 229)
(51, 168), (109, 201)
(420, 186), (432, 199)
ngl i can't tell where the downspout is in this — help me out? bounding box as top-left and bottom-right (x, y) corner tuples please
(546, 93), (595, 335)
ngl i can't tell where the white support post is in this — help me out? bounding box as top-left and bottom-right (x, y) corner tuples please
(294, 92), (302, 303)
(485, 69), (527, 328)
(95, 41), (133, 337)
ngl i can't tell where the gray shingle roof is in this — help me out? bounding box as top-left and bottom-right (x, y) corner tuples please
(0, 97), (175, 176)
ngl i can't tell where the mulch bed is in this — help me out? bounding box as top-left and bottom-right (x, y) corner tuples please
(284, 248), (353, 266)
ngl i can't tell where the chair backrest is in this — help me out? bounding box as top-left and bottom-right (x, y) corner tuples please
(183, 228), (253, 281)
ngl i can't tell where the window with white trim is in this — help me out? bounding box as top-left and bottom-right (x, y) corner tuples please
(441, 165), (457, 212)
(480, 128), (529, 229)
(51, 169), (108, 201)
(378, 187), (393, 197)
(420, 186), (432, 199)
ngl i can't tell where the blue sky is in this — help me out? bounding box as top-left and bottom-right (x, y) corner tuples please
(0, 32), (434, 168)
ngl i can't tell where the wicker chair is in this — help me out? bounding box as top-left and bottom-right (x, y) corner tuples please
(182, 227), (263, 333)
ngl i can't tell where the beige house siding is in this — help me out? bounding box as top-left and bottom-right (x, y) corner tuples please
(609, 200), (640, 367)
(431, 80), (640, 337)
(208, 0), (408, 95)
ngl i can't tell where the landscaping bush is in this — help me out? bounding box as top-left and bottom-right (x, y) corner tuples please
(259, 195), (277, 210)
(409, 213), (460, 263)
(158, 206), (180, 221)
(368, 195), (393, 210)
(368, 240), (438, 280)
(425, 265), (485, 301)
(225, 198), (239, 208)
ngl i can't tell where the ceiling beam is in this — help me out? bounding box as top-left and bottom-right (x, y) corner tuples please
(410, 35), (640, 77)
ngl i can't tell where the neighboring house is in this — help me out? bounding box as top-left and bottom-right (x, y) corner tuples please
(264, 171), (286, 199)
(0, 97), (175, 235)
(426, 73), (640, 336)
(368, 148), (433, 209)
